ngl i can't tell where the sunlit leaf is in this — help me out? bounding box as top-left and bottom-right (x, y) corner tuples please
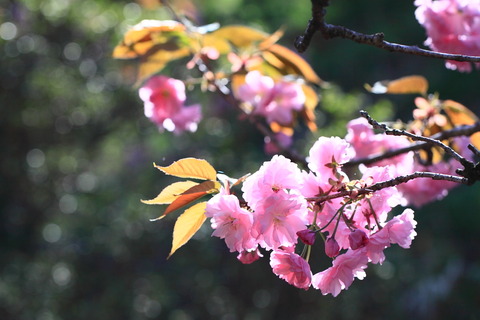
(443, 99), (480, 149)
(153, 189), (207, 220)
(365, 75), (428, 95)
(154, 158), (217, 181)
(113, 20), (193, 84)
(113, 20), (188, 59)
(141, 181), (198, 205)
(204, 25), (269, 53)
(443, 99), (478, 126)
(168, 202), (207, 258)
(180, 180), (221, 195)
(265, 44), (322, 85)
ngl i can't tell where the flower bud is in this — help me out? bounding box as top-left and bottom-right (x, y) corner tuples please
(348, 229), (369, 250)
(237, 249), (263, 264)
(297, 229), (316, 245)
(325, 238), (340, 258)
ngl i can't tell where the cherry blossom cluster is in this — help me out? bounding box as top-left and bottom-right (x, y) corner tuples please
(346, 117), (465, 207)
(205, 126), (422, 296)
(139, 75), (202, 134)
(415, 0), (480, 72)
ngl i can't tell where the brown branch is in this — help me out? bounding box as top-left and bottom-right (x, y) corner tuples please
(307, 171), (469, 203)
(345, 121), (480, 168)
(294, 1), (480, 64)
(359, 110), (473, 168)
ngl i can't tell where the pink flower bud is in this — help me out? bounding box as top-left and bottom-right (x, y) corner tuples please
(325, 238), (340, 258)
(348, 229), (369, 250)
(237, 249), (263, 264)
(297, 229), (316, 245)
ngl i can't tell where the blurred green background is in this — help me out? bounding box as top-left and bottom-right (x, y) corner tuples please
(2, 0), (480, 319)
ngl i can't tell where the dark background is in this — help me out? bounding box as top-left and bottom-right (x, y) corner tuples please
(2, 0), (480, 319)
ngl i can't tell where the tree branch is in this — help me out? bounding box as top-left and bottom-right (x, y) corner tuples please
(307, 171), (469, 204)
(295, 1), (480, 64)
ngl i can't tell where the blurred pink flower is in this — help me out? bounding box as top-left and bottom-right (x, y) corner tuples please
(139, 75), (202, 134)
(270, 248), (312, 290)
(415, 0), (480, 72)
(205, 194), (258, 253)
(237, 71), (305, 125)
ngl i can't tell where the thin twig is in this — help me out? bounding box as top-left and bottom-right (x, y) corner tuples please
(306, 171), (469, 203)
(295, 1), (480, 64)
(359, 110), (472, 168)
(345, 122), (480, 167)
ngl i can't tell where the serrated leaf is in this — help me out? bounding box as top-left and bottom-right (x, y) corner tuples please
(366, 75), (428, 95)
(155, 158), (217, 180)
(168, 202), (207, 258)
(141, 180), (199, 205)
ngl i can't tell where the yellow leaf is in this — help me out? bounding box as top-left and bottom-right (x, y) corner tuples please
(366, 75), (429, 95)
(204, 25), (269, 53)
(113, 20), (188, 59)
(155, 158), (217, 180)
(141, 181), (198, 205)
(168, 202), (207, 258)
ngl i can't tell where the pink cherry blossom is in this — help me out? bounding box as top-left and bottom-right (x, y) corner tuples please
(346, 117), (414, 177)
(396, 161), (459, 207)
(139, 75), (202, 134)
(270, 248), (312, 290)
(237, 71), (306, 125)
(242, 154), (303, 211)
(307, 136), (355, 181)
(384, 208), (417, 249)
(312, 248), (368, 296)
(366, 208), (417, 264)
(205, 194), (258, 253)
(237, 249), (263, 264)
(253, 191), (309, 250)
(354, 166), (404, 226)
(415, 0), (480, 72)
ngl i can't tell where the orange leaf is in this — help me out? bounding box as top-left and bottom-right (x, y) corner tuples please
(443, 99), (478, 126)
(155, 158), (217, 181)
(154, 190), (206, 220)
(168, 201), (207, 258)
(141, 180), (198, 205)
(366, 75), (428, 95)
(113, 20), (188, 59)
(265, 44), (323, 85)
(180, 180), (221, 195)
